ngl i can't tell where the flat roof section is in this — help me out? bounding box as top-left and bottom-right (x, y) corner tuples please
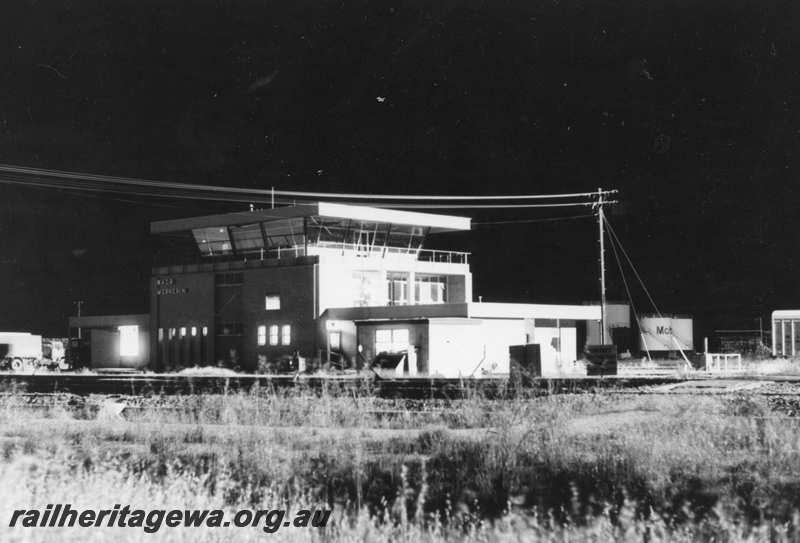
(323, 304), (470, 322)
(772, 310), (800, 320)
(468, 303), (602, 321)
(323, 303), (603, 323)
(151, 202), (471, 235)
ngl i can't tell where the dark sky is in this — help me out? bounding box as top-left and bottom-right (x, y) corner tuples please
(0, 0), (798, 340)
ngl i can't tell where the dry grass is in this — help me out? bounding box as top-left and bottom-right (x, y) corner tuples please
(1, 389), (800, 541)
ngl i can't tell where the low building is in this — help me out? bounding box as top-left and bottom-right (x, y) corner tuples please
(772, 310), (800, 357)
(67, 314), (150, 370)
(75, 202), (624, 375)
(323, 302), (600, 377)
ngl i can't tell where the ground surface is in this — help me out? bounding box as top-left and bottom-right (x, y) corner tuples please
(2, 385), (800, 541)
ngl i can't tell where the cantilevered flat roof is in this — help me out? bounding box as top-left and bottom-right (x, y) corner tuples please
(322, 303), (602, 322)
(151, 202), (471, 235)
(772, 310), (800, 320)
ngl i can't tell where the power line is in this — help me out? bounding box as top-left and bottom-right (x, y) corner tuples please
(605, 220), (651, 360)
(603, 215), (664, 319)
(0, 163), (617, 202)
(473, 214), (595, 225)
(0, 175), (614, 210)
(367, 202), (606, 209)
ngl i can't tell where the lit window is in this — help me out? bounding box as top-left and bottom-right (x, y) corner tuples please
(158, 328), (164, 341)
(180, 327), (187, 337)
(257, 325), (267, 346)
(269, 325), (279, 346)
(281, 324), (291, 346)
(414, 275), (447, 304)
(386, 272), (409, 306)
(265, 295), (281, 310)
(191, 326), (197, 337)
(119, 325), (140, 357)
(169, 328), (176, 339)
(329, 331), (341, 351)
(202, 326), (208, 337)
(375, 328), (409, 354)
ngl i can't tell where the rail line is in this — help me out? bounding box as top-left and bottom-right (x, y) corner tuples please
(0, 372), (700, 399)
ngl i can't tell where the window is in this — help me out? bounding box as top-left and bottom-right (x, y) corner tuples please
(158, 328), (164, 341)
(118, 325), (140, 357)
(191, 326), (197, 337)
(257, 325), (267, 346)
(202, 326), (208, 337)
(194, 227), (233, 256)
(386, 272), (409, 306)
(281, 325), (291, 346)
(169, 328), (176, 339)
(415, 275), (447, 304)
(375, 328), (409, 354)
(265, 295), (281, 310)
(328, 332), (341, 351)
(180, 327), (187, 338)
(269, 325), (279, 346)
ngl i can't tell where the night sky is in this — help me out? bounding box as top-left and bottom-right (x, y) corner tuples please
(0, 0), (798, 342)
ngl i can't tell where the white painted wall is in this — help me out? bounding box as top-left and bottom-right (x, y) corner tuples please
(315, 250), (472, 316)
(533, 326), (578, 375)
(427, 318), (526, 377)
(426, 318), (580, 378)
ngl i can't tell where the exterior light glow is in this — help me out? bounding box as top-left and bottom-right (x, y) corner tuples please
(119, 325), (140, 357)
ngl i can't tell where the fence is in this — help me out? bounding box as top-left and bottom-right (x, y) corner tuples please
(705, 353), (743, 373)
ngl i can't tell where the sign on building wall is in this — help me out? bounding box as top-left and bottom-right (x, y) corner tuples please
(638, 316), (694, 352)
(155, 277), (189, 296)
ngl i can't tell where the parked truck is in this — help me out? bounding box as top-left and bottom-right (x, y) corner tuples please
(0, 333), (67, 371)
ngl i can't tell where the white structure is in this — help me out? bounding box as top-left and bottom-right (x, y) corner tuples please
(772, 310), (800, 357)
(323, 302), (602, 377)
(0, 332), (43, 369)
(638, 314), (694, 352)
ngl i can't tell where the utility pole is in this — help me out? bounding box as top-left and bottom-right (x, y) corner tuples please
(597, 187), (607, 344)
(73, 300), (84, 339)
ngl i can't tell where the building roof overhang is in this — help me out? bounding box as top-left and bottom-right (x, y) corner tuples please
(772, 310), (800, 320)
(150, 202), (471, 235)
(322, 303), (603, 323)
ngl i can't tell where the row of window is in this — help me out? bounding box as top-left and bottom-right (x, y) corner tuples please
(387, 273), (447, 305)
(257, 324), (292, 346)
(158, 324), (292, 346)
(158, 326), (209, 340)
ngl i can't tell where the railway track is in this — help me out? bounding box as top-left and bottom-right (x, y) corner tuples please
(0, 372), (697, 399)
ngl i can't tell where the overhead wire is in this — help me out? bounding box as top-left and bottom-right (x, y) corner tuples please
(473, 214), (595, 226)
(0, 175), (610, 210)
(605, 216), (651, 360)
(603, 216), (665, 320)
(0, 163), (616, 202)
(603, 214), (693, 365)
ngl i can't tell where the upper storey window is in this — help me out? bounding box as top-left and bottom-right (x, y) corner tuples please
(387, 272), (409, 305)
(193, 227), (233, 256)
(415, 275), (447, 304)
